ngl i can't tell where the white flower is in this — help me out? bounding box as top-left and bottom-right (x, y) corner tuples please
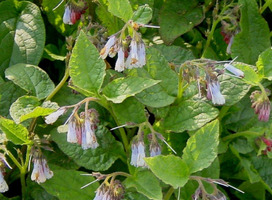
(67, 118), (78, 143)
(63, 6), (72, 25)
(224, 63), (244, 78)
(226, 35), (234, 54)
(31, 158), (53, 184)
(208, 81), (225, 105)
(84, 119), (99, 149)
(137, 141), (146, 167)
(0, 171), (8, 193)
(115, 48), (125, 72)
(100, 36), (117, 59)
(137, 42), (146, 67)
(150, 145), (161, 157)
(129, 40), (139, 67)
(45, 107), (66, 124)
(130, 143), (138, 167)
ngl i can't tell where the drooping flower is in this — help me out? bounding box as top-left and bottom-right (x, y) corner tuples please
(207, 80), (225, 105)
(250, 89), (271, 122)
(31, 153), (53, 184)
(115, 48), (125, 72)
(93, 180), (124, 200)
(63, 1), (88, 25)
(45, 107), (67, 124)
(224, 63), (244, 78)
(100, 36), (118, 59)
(130, 138), (146, 167)
(67, 116), (79, 143)
(0, 162), (8, 193)
(149, 135), (161, 157)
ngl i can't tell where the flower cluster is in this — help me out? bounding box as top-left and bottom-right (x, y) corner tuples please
(30, 150), (53, 184)
(100, 21), (148, 72)
(260, 137), (272, 155)
(94, 180), (124, 200)
(45, 100), (100, 150)
(250, 89), (271, 122)
(63, 0), (88, 25)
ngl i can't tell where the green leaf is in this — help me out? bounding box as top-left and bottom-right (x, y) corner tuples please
(132, 4), (152, 24)
(10, 96), (58, 124)
(162, 100), (219, 132)
(51, 125), (125, 171)
(103, 76), (160, 103)
(159, 0), (204, 44)
(96, 3), (124, 35)
(124, 170), (162, 200)
(0, 117), (30, 145)
(231, 0), (270, 64)
(233, 62), (261, 85)
(41, 169), (98, 200)
(219, 74), (250, 106)
(108, 0), (133, 22)
(5, 64), (55, 100)
(0, 0), (45, 78)
(43, 44), (66, 61)
(182, 120), (219, 173)
(0, 81), (26, 117)
(145, 155), (190, 188)
(111, 97), (146, 125)
(256, 47), (272, 80)
(69, 31), (106, 96)
(153, 44), (195, 65)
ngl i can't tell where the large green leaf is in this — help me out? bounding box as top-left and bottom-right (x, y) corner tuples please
(0, 117), (30, 145)
(69, 31), (106, 96)
(0, 0), (45, 78)
(41, 169), (98, 200)
(124, 170), (162, 200)
(51, 125), (125, 171)
(231, 0), (270, 64)
(0, 81), (26, 117)
(256, 48), (272, 80)
(159, 0), (204, 44)
(10, 96), (58, 124)
(182, 120), (219, 173)
(162, 100), (219, 132)
(108, 0), (133, 22)
(145, 155), (190, 188)
(111, 97), (146, 125)
(103, 76), (160, 103)
(132, 4), (152, 24)
(5, 64), (55, 100)
(219, 74), (250, 106)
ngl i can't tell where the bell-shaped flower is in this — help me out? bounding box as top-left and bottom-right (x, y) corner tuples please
(0, 170), (8, 193)
(45, 107), (67, 124)
(63, 6), (72, 25)
(100, 36), (117, 59)
(250, 90), (271, 122)
(224, 63), (244, 78)
(207, 81), (225, 105)
(31, 156), (53, 184)
(115, 48), (125, 72)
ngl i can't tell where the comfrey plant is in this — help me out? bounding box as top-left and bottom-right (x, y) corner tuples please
(1, 0), (272, 199)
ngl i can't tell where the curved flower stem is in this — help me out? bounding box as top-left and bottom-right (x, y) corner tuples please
(163, 186), (174, 200)
(45, 67), (70, 101)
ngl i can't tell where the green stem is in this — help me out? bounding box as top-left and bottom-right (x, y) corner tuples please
(45, 67), (70, 101)
(164, 187), (174, 200)
(260, 0), (272, 14)
(20, 171), (26, 200)
(202, 18), (221, 58)
(177, 66), (185, 102)
(222, 131), (263, 141)
(218, 106), (230, 120)
(7, 150), (22, 170)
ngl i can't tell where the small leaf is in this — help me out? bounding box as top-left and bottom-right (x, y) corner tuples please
(256, 47), (272, 80)
(124, 170), (163, 200)
(0, 117), (30, 145)
(10, 96), (59, 123)
(5, 64), (55, 100)
(111, 97), (146, 125)
(108, 0), (133, 22)
(159, 0), (204, 44)
(41, 169), (98, 200)
(182, 120), (219, 173)
(51, 125), (125, 171)
(231, 0), (270, 64)
(103, 76), (160, 103)
(69, 31), (106, 96)
(132, 4), (152, 24)
(145, 155), (190, 188)
(162, 100), (219, 132)
(0, 0), (45, 78)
